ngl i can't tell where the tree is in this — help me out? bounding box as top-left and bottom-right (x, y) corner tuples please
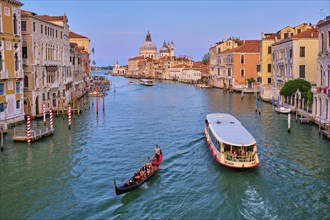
(280, 79), (311, 99)
(202, 53), (210, 65)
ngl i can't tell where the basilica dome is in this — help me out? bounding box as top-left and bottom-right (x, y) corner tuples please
(160, 41), (170, 54)
(140, 31), (157, 52)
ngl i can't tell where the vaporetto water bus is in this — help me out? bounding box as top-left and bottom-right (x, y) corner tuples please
(204, 113), (259, 169)
(139, 79), (154, 86)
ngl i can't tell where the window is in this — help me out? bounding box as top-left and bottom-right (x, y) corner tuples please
(56, 30), (57, 38)
(0, 83), (4, 95)
(228, 68), (231, 76)
(21, 21), (26, 31)
(16, 100), (20, 109)
(257, 64), (260, 72)
(0, 103), (3, 112)
(41, 25), (43, 34)
(268, 46), (271, 54)
(217, 68), (220, 76)
(268, 64), (271, 73)
(4, 7), (10, 16)
(289, 49), (292, 58)
(328, 31), (330, 47)
(240, 69), (244, 77)
(22, 46), (27, 58)
(13, 13), (17, 35)
(267, 78), (272, 84)
(217, 48), (221, 54)
(6, 42), (11, 50)
(299, 65), (305, 78)
(33, 22), (35, 32)
(240, 55), (244, 64)
(284, 33), (288, 39)
(297, 29), (301, 34)
(300, 47), (305, 57)
(0, 51), (3, 71)
(16, 82), (20, 93)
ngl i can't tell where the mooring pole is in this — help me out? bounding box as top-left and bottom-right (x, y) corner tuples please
(288, 113), (291, 133)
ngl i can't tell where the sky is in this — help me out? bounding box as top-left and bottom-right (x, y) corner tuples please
(22, 0), (329, 66)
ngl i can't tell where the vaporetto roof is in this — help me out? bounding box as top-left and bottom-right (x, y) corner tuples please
(206, 113), (256, 146)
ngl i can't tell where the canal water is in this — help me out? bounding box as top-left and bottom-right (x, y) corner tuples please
(1, 73), (329, 219)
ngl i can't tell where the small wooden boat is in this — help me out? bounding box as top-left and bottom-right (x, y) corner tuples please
(114, 153), (163, 195)
(275, 106), (291, 114)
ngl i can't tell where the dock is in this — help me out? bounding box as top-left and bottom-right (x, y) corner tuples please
(13, 127), (54, 142)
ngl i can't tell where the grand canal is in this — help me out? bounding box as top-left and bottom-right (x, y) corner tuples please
(1, 73), (329, 219)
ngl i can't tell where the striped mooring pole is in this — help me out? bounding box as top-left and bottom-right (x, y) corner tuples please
(68, 106), (71, 129)
(43, 103), (46, 125)
(27, 115), (31, 144)
(50, 108), (53, 130)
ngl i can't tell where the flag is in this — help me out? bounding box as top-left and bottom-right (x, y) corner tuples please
(91, 48), (95, 54)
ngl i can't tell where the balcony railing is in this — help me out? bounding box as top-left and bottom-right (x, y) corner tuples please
(0, 70), (8, 80)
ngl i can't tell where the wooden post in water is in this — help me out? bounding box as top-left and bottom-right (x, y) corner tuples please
(1, 127), (4, 151)
(328, 124), (330, 139)
(319, 123), (321, 135)
(296, 108), (298, 122)
(96, 88), (99, 115)
(102, 95), (105, 112)
(241, 89), (244, 99)
(288, 113), (291, 133)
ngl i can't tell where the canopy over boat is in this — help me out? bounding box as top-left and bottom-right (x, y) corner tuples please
(206, 113), (256, 146)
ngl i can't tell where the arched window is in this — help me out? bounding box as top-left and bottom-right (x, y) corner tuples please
(321, 33), (324, 53)
(241, 55), (244, 64)
(24, 75), (28, 88)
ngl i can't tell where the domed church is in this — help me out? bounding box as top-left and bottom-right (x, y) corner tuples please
(139, 31), (174, 58)
(139, 31), (158, 58)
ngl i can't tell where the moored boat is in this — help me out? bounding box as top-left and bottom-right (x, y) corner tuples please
(274, 106), (291, 114)
(139, 79), (154, 86)
(204, 113), (259, 169)
(114, 153), (163, 195)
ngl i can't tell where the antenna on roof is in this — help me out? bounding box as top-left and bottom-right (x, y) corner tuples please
(319, 8), (325, 19)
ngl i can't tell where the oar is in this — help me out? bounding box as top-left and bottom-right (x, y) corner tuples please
(138, 156), (152, 163)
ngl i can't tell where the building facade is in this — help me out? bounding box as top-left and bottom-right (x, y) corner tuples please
(259, 23), (312, 101)
(272, 28), (318, 89)
(21, 10), (71, 117)
(0, 0), (24, 128)
(313, 16), (330, 124)
(217, 40), (260, 90)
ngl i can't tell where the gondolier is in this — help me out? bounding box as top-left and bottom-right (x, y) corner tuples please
(154, 145), (161, 161)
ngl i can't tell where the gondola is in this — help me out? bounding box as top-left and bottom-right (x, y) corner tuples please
(114, 153), (163, 195)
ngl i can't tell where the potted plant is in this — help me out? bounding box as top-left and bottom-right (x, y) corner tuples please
(247, 78), (255, 88)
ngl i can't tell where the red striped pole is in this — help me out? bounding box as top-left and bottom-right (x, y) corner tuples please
(43, 103), (46, 125)
(27, 115), (31, 144)
(68, 106), (71, 129)
(50, 108), (53, 130)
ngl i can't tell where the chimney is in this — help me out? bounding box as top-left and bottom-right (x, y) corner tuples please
(311, 32), (313, 38)
(261, 32), (264, 39)
(275, 36), (278, 42)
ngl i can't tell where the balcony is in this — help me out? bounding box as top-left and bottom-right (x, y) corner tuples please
(16, 70), (24, 79)
(23, 58), (28, 65)
(0, 70), (8, 80)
